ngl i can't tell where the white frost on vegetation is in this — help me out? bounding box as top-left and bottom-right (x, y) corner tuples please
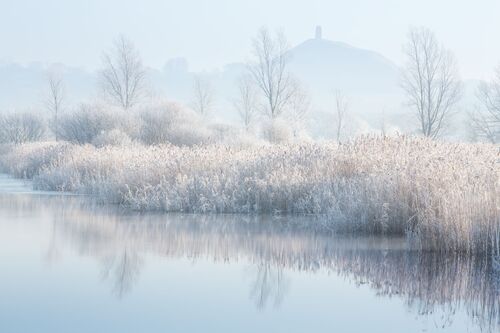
(1, 136), (498, 256)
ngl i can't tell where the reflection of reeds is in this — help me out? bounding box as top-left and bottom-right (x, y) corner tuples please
(2, 194), (497, 330)
(1, 136), (499, 256)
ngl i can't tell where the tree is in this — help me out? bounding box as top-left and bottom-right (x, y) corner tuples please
(45, 70), (65, 141)
(191, 75), (214, 118)
(470, 66), (500, 143)
(333, 90), (349, 142)
(401, 27), (462, 139)
(286, 83), (310, 138)
(233, 75), (258, 131)
(100, 35), (146, 110)
(248, 27), (297, 120)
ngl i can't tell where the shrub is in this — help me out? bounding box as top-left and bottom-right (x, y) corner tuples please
(138, 102), (211, 146)
(261, 119), (293, 143)
(92, 129), (132, 148)
(56, 104), (124, 144)
(0, 112), (46, 144)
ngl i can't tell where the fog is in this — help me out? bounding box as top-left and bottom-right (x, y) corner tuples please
(1, 0), (499, 78)
(1, 1), (499, 140)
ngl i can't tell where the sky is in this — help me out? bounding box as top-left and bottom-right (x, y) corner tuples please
(1, 0), (500, 79)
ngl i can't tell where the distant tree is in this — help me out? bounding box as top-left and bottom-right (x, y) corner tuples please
(470, 66), (500, 143)
(248, 27), (297, 120)
(234, 75), (259, 131)
(333, 90), (349, 142)
(401, 27), (462, 139)
(99, 35), (146, 110)
(45, 70), (65, 141)
(286, 83), (310, 138)
(191, 75), (214, 118)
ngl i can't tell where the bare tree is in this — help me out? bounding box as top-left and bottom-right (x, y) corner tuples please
(470, 66), (500, 143)
(333, 90), (349, 142)
(234, 75), (258, 131)
(191, 75), (214, 118)
(248, 27), (297, 120)
(100, 35), (146, 110)
(401, 27), (462, 139)
(45, 71), (65, 141)
(286, 83), (310, 138)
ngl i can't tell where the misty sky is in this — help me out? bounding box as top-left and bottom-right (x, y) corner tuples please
(1, 0), (499, 79)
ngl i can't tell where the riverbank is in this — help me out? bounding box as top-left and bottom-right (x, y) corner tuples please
(0, 136), (498, 255)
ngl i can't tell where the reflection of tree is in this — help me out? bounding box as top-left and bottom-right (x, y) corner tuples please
(44, 220), (61, 265)
(100, 249), (143, 298)
(249, 263), (289, 309)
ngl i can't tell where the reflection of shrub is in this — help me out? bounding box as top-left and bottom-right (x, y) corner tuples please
(0, 112), (46, 144)
(138, 103), (212, 146)
(92, 129), (132, 148)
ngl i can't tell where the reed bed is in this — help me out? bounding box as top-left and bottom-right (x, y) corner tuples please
(1, 136), (498, 255)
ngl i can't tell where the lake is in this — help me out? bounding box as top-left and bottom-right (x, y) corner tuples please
(0, 175), (498, 333)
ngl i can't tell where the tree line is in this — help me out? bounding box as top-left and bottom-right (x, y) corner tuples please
(1, 26), (499, 144)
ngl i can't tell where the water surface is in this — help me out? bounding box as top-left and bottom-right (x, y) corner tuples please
(0, 176), (498, 333)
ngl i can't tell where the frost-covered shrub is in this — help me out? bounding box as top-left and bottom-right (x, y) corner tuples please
(207, 123), (263, 148)
(0, 142), (72, 178)
(261, 119), (292, 143)
(56, 104), (125, 144)
(0, 112), (46, 144)
(92, 129), (132, 148)
(138, 102), (211, 146)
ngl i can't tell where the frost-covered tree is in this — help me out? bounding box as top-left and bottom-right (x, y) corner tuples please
(234, 75), (259, 131)
(470, 66), (500, 143)
(100, 35), (146, 110)
(401, 27), (462, 139)
(44, 70), (65, 141)
(248, 27), (297, 120)
(191, 75), (214, 118)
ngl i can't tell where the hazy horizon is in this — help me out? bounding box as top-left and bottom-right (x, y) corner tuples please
(2, 0), (500, 80)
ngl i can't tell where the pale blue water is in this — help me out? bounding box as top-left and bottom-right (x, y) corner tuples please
(0, 176), (498, 333)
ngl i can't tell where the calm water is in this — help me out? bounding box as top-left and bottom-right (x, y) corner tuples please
(0, 176), (498, 333)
